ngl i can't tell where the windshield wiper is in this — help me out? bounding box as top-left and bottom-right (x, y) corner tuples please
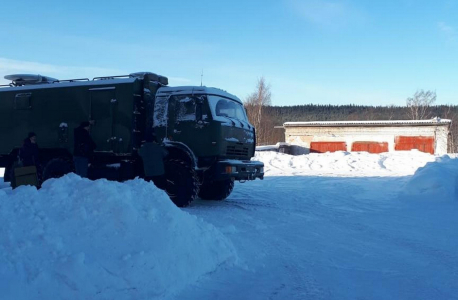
(219, 115), (236, 126)
(218, 114), (249, 128)
(224, 115), (247, 128)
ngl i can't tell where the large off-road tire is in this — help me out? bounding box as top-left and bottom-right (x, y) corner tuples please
(42, 158), (74, 182)
(164, 159), (199, 207)
(198, 178), (234, 201)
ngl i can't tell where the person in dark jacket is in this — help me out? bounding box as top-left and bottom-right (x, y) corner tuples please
(73, 121), (96, 178)
(19, 132), (40, 167)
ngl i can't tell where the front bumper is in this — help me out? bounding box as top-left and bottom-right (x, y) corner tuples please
(213, 160), (264, 180)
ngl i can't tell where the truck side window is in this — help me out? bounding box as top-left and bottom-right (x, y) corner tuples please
(175, 95), (196, 122)
(14, 93), (32, 110)
(153, 96), (169, 127)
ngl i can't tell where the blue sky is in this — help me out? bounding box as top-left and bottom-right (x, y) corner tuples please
(0, 0), (457, 106)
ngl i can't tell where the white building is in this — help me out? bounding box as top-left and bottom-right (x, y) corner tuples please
(284, 119), (452, 155)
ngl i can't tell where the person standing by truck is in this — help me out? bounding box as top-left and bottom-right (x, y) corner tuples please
(73, 121), (96, 178)
(10, 132), (41, 188)
(19, 132), (40, 167)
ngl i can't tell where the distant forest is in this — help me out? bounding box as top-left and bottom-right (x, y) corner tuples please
(258, 104), (458, 152)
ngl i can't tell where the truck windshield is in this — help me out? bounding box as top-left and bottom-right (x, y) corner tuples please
(207, 95), (248, 122)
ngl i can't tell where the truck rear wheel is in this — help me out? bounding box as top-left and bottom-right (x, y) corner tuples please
(164, 159), (199, 207)
(42, 158), (74, 182)
(198, 178), (234, 201)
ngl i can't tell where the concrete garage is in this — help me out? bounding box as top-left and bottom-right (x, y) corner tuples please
(284, 119), (451, 155)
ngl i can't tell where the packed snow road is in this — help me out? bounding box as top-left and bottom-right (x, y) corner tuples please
(177, 152), (458, 300)
(1, 151), (457, 300)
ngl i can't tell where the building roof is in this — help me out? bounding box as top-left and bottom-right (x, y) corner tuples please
(283, 119), (452, 127)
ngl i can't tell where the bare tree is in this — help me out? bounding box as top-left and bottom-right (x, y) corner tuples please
(406, 90), (437, 120)
(244, 77), (272, 144)
(442, 105), (457, 153)
(386, 104), (398, 120)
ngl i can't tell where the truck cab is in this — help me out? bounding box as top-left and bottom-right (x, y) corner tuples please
(154, 87), (254, 158)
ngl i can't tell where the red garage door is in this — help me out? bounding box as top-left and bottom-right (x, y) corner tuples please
(352, 142), (389, 154)
(310, 142), (347, 153)
(395, 136), (434, 154)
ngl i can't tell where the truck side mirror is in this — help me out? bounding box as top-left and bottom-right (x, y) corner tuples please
(193, 96), (204, 122)
(196, 101), (203, 122)
(194, 96), (204, 105)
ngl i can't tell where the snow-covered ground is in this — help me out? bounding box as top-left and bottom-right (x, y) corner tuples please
(1, 150), (458, 299)
(0, 174), (236, 300)
(256, 150), (438, 177)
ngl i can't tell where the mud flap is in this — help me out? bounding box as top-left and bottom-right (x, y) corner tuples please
(138, 143), (166, 177)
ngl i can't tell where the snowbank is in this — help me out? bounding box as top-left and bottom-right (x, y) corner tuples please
(255, 150), (436, 177)
(0, 174), (237, 300)
(1, 168), (6, 190)
(253, 150), (458, 200)
(401, 155), (458, 201)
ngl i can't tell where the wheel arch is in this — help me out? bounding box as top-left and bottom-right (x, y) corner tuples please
(163, 141), (198, 169)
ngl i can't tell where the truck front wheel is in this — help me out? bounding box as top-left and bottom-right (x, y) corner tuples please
(164, 159), (199, 207)
(198, 178), (234, 201)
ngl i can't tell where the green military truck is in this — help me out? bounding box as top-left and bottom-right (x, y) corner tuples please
(0, 72), (264, 206)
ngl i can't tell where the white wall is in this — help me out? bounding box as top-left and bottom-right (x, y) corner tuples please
(285, 125), (449, 155)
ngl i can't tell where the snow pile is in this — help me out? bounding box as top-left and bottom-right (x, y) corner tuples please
(0, 169), (6, 190)
(0, 174), (236, 300)
(255, 150), (436, 177)
(253, 149), (458, 200)
(402, 155), (458, 201)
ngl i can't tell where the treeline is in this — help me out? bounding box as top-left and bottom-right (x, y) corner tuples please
(256, 104), (458, 152)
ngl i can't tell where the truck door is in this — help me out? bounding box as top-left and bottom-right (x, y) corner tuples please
(89, 87), (116, 152)
(168, 95), (208, 153)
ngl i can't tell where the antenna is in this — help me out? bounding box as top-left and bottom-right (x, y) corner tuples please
(200, 69), (203, 86)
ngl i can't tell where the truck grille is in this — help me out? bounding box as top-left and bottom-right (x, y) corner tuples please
(226, 145), (249, 157)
